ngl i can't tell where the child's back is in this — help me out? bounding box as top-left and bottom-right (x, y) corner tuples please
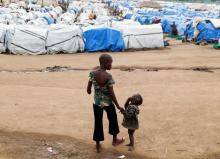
(92, 69), (112, 87)
(122, 104), (140, 130)
(89, 69), (115, 107)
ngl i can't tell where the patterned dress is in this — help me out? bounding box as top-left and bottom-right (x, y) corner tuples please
(122, 105), (140, 130)
(89, 71), (115, 107)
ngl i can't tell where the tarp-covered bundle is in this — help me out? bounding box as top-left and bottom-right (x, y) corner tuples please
(6, 25), (48, 55)
(57, 12), (76, 25)
(115, 23), (164, 49)
(46, 25), (84, 54)
(83, 27), (125, 52)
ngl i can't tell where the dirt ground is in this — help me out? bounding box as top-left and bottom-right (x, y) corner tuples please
(0, 40), (220, 159)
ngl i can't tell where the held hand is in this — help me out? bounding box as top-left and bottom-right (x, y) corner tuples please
(118, 107), (125, 114)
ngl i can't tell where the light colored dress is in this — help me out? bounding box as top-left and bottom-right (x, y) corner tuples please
(122, 104), (139, 130)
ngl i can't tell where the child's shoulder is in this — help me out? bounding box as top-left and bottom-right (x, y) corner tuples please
(89, 69), (99, 75)
(89, 70), (112, 79)
(89, 70), (95, 77)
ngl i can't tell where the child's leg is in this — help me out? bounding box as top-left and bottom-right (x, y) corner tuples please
(128, 129), (135, 147)
(104, 105), (124, 145)
(93, 104), (104, 152)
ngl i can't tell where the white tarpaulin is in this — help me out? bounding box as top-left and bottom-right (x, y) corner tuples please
(114, 23), (164, 49)
(6, 25), (48, 55)
(46, 25), (84, 53)
(209, 19), (220, 29)
(111, 20), (140, 27)
(0, 25), (7, 53)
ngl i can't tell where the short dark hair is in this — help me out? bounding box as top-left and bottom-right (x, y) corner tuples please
(99, 54), (112, 66)
(133, 94), (143, 106)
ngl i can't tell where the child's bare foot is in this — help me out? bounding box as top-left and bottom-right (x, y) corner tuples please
(112, 138), (124, 146)
(128, 146), (134, 151)
(126, 143), (132, 146)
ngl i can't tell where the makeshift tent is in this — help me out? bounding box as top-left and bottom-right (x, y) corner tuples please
(114, 24), (164, 49)
(196, 20), (220, 44)
(83, 27), (125, 52)
(46, 25), (84, 53)
(6, 25), (48, 55)
(161, 18), (188, 36)
(57, 12), (76, 25)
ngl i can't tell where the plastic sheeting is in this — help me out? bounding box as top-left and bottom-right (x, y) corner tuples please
(111, 20), (140, 28)
(6, 25), (48, 55)
(83, 27), (125, 52)
(0, 25), (7, 52)
(161, 18), (188, 36)
(185, 22), (194, 40)
(115, 24), (164, 49)
(196, 20), (220, 44)
(209, 19), (220, 29)
(46, 25), (84, 54)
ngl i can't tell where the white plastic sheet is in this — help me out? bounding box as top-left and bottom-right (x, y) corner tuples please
(6, 25), (48, 55)
(209, 19), (220, 29)
(114, 23), (164, 49)
(46, 25), (84, 53)
(0, 25), (7, 53)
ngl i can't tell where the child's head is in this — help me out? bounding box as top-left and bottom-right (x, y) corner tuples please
(131, 94), (143, 106)
(99, 54), (113, 70)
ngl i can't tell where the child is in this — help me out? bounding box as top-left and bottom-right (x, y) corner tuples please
(122, 94), (143, 151)
(87, 54), (124, 153)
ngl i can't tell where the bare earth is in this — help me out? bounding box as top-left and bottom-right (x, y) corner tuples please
(0, 40), (220, 159)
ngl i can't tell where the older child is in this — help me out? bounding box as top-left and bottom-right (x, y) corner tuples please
(122, 94), (143, 151)
(87, 54), (124, 153)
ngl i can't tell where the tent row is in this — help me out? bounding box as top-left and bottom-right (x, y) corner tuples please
(108, 0), (220, 44)
(0, 1), (111, 26)
(0, 23), (164, 54)
(0, 25), (84, 54)
(0, 0), (219, 53)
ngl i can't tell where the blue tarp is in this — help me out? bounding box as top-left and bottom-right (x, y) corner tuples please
(124, 13), (133, 19)
(135, 15), (151, 25)
(161, 19), (172, 33)
(196, 21), (220, 44)
(43, 16), (54, 25)
(83, 28), (125, 52)
(161, 18), (188, 35)
(185, 22), (194, 40)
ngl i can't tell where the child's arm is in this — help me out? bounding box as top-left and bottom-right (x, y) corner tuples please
(87, 80), (92, 94)
(108, 86), (124, 113)
(124, 97), (132, 108)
